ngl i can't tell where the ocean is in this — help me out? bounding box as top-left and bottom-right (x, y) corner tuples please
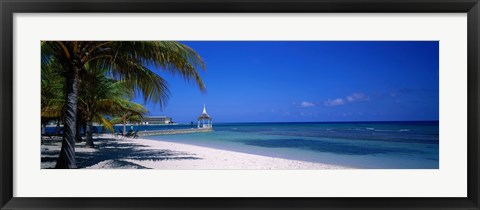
(44, 121), (439, 169)
(142, 121), (439, 169)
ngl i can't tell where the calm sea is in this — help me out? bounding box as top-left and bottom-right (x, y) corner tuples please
(45, 121), (438, 168)
(142, 121), (439, 169)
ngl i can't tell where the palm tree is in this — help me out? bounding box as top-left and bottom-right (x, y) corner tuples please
(110, 101), (148, 136)
(41, 58), (65, 134)
(78, 67), (133, 147)
(41, 41), (206, 168)
(42, 64), (142, 147)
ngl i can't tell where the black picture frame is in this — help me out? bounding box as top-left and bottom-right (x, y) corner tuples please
(1, 0), (479, 209)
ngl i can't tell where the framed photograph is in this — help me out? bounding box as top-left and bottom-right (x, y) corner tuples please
(1, 0), (479, 209)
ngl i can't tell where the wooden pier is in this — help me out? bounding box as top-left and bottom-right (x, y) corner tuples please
(138, 128), (213, 136)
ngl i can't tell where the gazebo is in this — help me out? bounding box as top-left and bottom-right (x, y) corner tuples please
(197, 105), (212, 129)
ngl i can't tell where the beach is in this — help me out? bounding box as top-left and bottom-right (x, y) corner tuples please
(41, 135), (349, 169)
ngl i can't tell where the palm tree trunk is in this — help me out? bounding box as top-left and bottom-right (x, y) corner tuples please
(85, 116), (95, 148)
(41, 123), (45, 135)
(75, 112), (82, 143)
(123, 122), (126, 136)
(56, 118), (61, 134)
(56, 62), (80, 169)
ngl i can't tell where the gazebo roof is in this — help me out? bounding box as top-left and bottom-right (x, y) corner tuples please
(198, 113), (211, 120)
(197, 105), (212, 120)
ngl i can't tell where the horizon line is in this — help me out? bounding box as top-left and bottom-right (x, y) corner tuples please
(172, 120), (439, 124)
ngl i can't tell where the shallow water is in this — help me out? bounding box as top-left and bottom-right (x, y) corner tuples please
(142, 121), (439, 169)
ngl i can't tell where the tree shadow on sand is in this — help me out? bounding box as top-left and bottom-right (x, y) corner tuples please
(41, 138), (201, 169)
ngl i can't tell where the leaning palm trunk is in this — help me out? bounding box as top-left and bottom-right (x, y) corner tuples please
(56, 63), (80, 169)
(75, 112), (82, 143)
(85, 118), (94, 148)
(56, 119), (61, 133)
(123, 121), (127, 136)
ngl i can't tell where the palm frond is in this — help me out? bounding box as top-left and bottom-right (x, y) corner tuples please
(86, 41), (206, 108)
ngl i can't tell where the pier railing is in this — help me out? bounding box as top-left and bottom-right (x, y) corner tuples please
(138, 128), (213, 136)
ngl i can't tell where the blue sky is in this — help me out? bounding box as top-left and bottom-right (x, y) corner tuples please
(134, 41), (439, 123)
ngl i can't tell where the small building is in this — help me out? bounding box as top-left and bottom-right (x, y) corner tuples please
(197, 105), (212, 129)
(142, 116), (172, 125)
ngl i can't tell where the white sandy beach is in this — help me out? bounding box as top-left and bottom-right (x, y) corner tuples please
(41, 135), (350, 169)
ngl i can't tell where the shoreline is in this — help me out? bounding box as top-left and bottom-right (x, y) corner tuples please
(41, 134), (351, 169)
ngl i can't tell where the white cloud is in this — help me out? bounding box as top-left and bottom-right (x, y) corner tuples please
(300, 101), (316, 107)
(346, 93), (369, 102)
(324, 98), (345, 106)
(324, 93), (369, 107)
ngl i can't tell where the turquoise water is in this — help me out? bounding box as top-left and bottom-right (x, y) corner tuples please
(143, 121), (439, 169)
